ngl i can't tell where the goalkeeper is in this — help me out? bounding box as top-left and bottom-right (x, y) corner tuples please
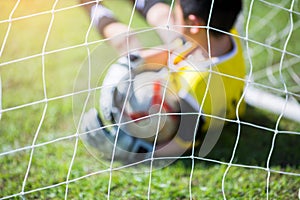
(81, 0), (246, 162)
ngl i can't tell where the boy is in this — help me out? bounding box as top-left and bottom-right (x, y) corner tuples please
(81, 0), (246, 161)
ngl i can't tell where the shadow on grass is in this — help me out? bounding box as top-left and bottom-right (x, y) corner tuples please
(193, 105), (300, 168)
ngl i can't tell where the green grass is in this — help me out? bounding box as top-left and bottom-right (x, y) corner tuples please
(1, 0), (300, 199)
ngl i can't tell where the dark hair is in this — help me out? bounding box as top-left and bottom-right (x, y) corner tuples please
(179, 0), (242, 36)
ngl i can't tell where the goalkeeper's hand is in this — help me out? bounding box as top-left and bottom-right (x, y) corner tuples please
(99, 52), (144, 123)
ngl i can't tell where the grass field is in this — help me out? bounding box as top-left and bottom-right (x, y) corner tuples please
(1, 0), (300, 199)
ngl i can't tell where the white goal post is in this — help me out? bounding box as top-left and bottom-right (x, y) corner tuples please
(245, 85), (300, 123)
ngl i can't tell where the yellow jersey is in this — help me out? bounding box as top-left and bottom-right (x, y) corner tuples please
(170, 29), (246, 132)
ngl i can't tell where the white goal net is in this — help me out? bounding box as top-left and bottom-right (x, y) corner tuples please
(0, 0), (300, 199)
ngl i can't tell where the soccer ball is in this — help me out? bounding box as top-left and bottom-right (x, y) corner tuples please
(114, 69), (180, 144)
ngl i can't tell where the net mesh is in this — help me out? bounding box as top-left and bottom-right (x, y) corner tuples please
(0, 0), (300, 199)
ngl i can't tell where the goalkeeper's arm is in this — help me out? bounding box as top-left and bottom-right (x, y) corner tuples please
(137, 36), (197, 71)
